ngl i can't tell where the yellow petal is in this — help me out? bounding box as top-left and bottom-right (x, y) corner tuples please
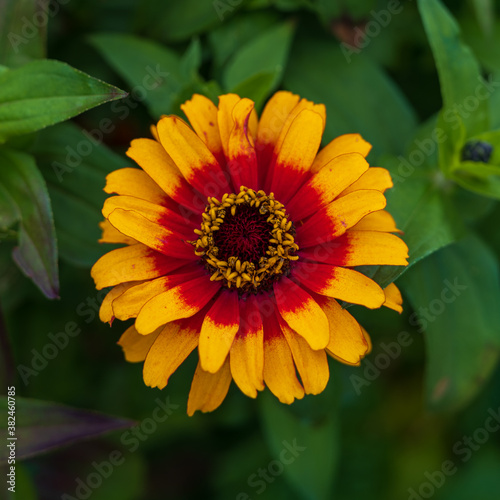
(118, 325), (162, 363)
(269, 108), (324, 202)
(351, 210), (401, 232)
(229, 295), (264, 398)
(135, 276), (221, 335)
(274, 277), (329, 349)
(99, 220), (137, 245)
(311, 133), (372, 173)
(321, 298), (369, 366)
(157, 115), (229, 197)
(279, 317), (329, 395)
(256, 91), (300, 151)
(198, 291), (240, 374)
(104, 167), (167, 206)
(126, 138), (197, 209)
(187, 358), (232, 416)
(340, 167), (393, 196)
(294, 263), (386, 309)
(91, 244), (186, 289)
(99, 281), (141, 323)
(383, 282), (403, 313)
(181, 94), (223, 159)
(143, 319), (199, 388)
(263, 314), (304, 404)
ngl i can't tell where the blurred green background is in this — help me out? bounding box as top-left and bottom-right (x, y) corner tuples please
(2, 0), (500, 499)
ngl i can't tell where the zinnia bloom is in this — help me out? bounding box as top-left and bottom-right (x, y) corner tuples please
(91, 91), (408, 415)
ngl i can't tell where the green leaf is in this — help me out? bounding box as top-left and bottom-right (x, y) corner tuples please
(0, 59), (127, 143)
(223, 21), (295, 102)
(231, 72), (277, 112)
(0, 0), (47, 68)
(208, 11), (280, 70)
(0, 396), (135, 462)
(135, 0), (244, 42)
(259, 391), (339, 500)
(417, 0), (489, 142)
(180, 38), (202, 82)
(468, 0), (494, 36)
(284, 36), (417, 159)
(89, 33), (183, 118)
(32, 121), (131, 267)
(400, 235), (500, 411)
(0, 149), (59, 298)
(366, 155), (464, 288)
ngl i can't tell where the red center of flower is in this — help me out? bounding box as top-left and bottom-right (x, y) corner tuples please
(213, 204), (272, 264)
(191, 186), (299, 292)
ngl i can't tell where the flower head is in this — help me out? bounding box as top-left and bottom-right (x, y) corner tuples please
(91, 91), (408, 415)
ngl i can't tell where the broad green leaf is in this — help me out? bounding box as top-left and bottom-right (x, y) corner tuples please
(259, 391), (339, 500)
(366, 155), (464, 288)
(224, 22), (295, 101)
(231, 72), (277, 111)
(284, 36), (417, 159)
(0, 149), (59, 298)
(0, 396), (135, 462)
(89, 33), (183, 118)
(208, 11), (280, 70)
(468, 0), (494, 36)
(134, 0), (245, 42)
(0, 59), (127, 143)
(0, 0), (47, 68)
(32, 121), (131, 267)
(400, 235), (500, 411)
(418, 0), (489, 155)
(180, 38), (202, 82)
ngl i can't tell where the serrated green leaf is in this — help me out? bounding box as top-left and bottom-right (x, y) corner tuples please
(0, 396), (135, 462)
(0, 0), (47, 68)
(0, 59), (127, 143)
(224, 21), (295, 101)
(400, 234), (500, 411)
(0, 148), (59, 298)
(32, 121), (131, 267)
(284, 36), (417, 159)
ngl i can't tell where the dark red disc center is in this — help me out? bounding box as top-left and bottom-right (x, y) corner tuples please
(213, 204), (272, 263)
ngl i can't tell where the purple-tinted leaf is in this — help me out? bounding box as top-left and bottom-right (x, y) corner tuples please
(0, 396), (136, 463)
(0, 148), (59, 298)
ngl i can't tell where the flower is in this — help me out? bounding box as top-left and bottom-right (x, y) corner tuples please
(91, 91), (409, 415)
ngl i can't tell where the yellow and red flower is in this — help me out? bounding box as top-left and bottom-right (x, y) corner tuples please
(91, 91), (408, 415)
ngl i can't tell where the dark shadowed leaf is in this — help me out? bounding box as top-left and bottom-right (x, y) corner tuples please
(259, 390), (339, 500)
(0, 396), (136, 462)
(89, 33), (184, 119)
(32, 121), (131, 267)
(224, 21), (295, 102)
(0, 148), (59, 298)
(284, 36), (417, 159)
(0, 60), (127, 143)
(0, 0), (47, 68)
(400, 235), (500, 411)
